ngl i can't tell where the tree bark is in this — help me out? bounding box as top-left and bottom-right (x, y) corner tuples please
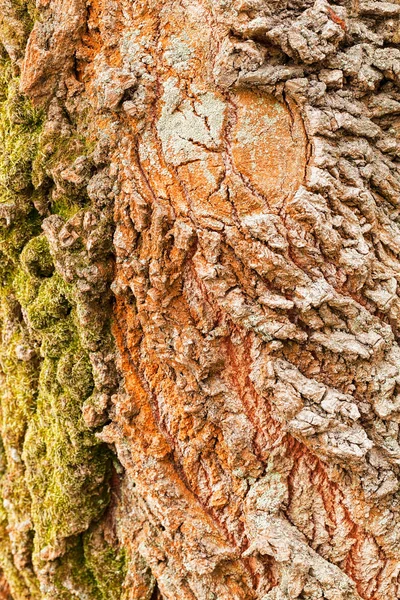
(0, 0), (399, 598)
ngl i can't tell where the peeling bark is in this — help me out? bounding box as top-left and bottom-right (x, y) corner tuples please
(0, 0), (400, 598)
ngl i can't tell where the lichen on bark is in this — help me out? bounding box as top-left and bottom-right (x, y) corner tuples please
(1, 0), (400, 599)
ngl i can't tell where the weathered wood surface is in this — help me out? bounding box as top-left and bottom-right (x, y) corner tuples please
(0, 0), (399, 598)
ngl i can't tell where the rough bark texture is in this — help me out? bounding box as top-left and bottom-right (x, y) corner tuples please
(0, 0), (400, 598)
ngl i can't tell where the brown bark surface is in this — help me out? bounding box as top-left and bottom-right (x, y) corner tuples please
(1, 0), (400, 599)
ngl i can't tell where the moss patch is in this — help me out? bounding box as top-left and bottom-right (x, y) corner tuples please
(84, 525), (128, 600)
(0, 53), (124, 599)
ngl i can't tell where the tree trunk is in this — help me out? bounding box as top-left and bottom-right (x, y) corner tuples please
(0, 0), (399, 598)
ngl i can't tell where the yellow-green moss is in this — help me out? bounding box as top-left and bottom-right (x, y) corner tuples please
(0, 56), (44, 596)
(84, 527), (128, 600)
(19, 274), (111, 553)
(0, 60), (42, 203)
(0, 2), (35, 68)
(20, 235), (54, 277)
(0, 53), (124, 599)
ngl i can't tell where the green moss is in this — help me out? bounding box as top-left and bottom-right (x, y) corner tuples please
(48, 538), (104, 600)
(0, 47), (124, 600)
(0, 61), (42, 205)
(84, 527), (128, 600)
(0, 210), (42, 262)
(22, 284), (111, 553)
(0, 508), (32, 600)
(50, 197), (82, 220)
(20, 235), (54, 277)
(13, 268), (41, 306)
(32, 124), (94, 215)
(0, 438), (31, 599)
(26, 275), (70, 330)
(0, 294), (42, 599)
(40, 318), (73, 359)
(0, 2), (35, 69)
(56, 345), (94, 397)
